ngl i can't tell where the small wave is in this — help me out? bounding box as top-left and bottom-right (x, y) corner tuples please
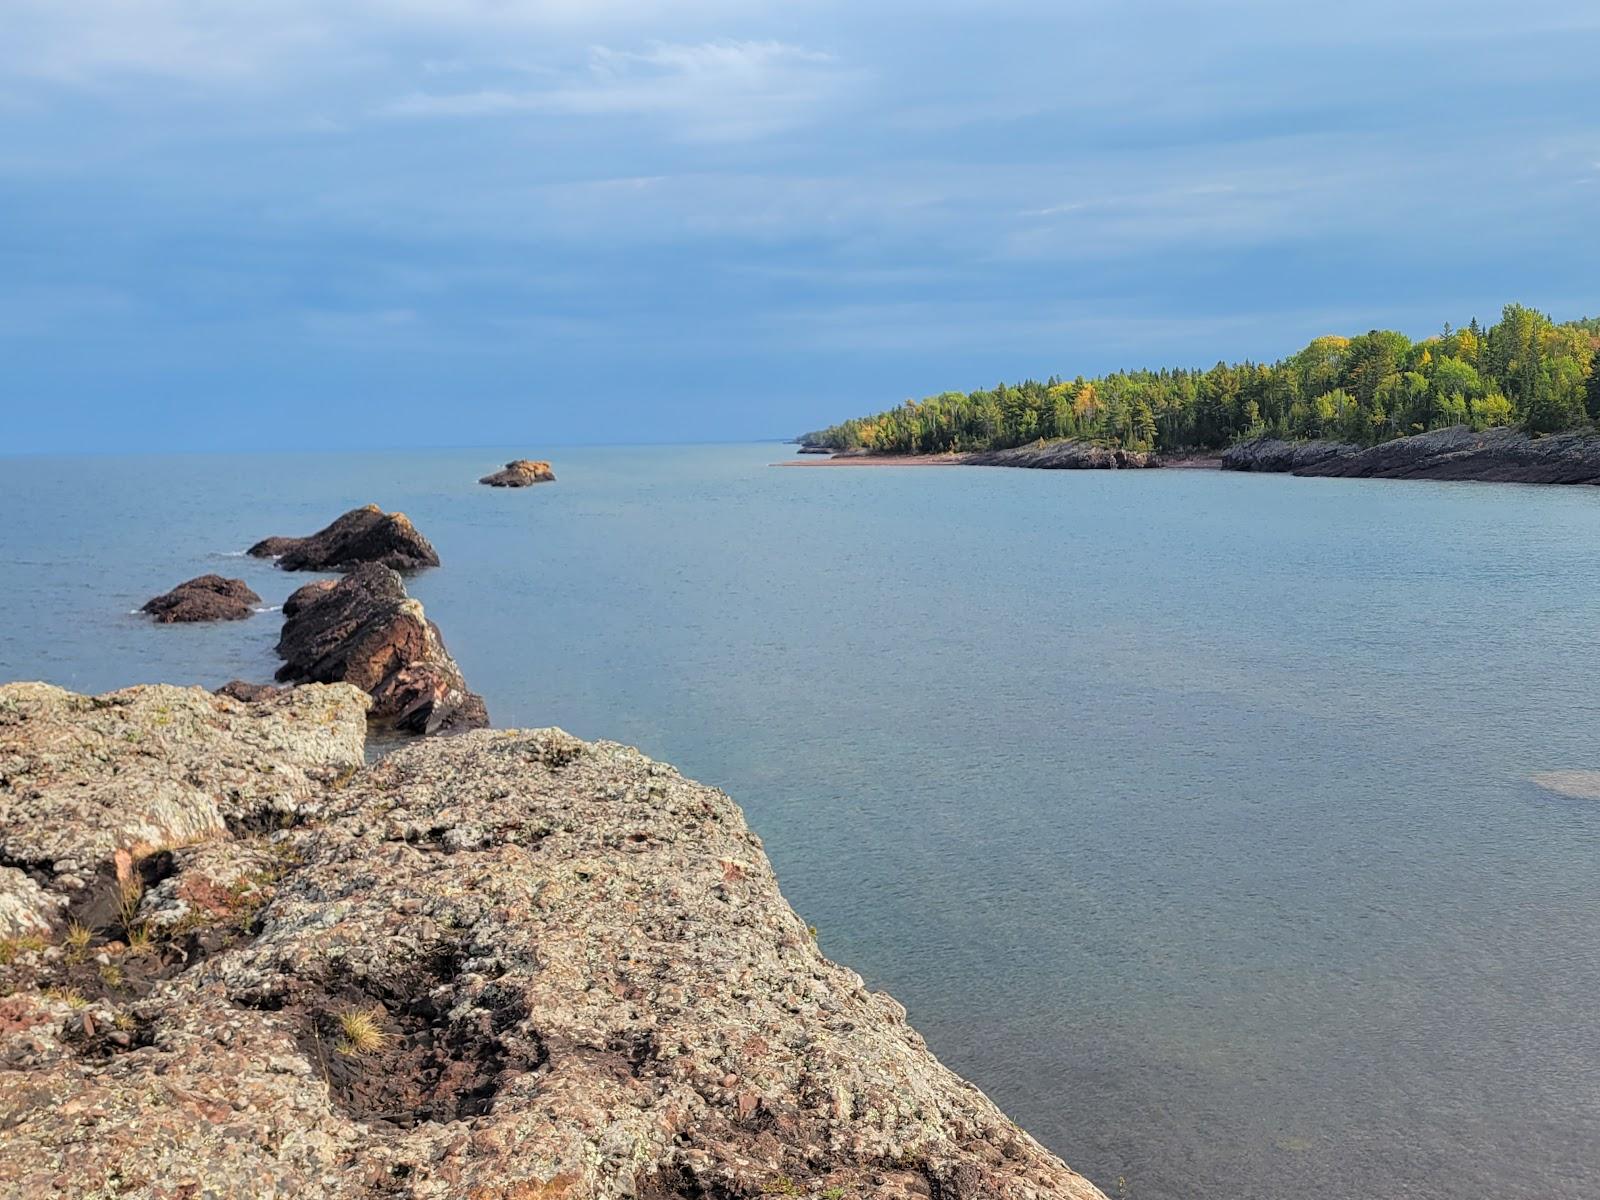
(253, 605), (282, 614)
(217, 549), (249, 558)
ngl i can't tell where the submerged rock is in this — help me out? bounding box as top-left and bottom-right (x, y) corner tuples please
(248, 504), (440, 572)
(966, 441), (1161, 469)
(140, 575), (261, 623)
(0, 685), (1105, 1200)
(1530, 771), (1600, 801)
(1222, 425), (1600, 484)
(480, 459), (556, 487)
(274, 562), (488, 736)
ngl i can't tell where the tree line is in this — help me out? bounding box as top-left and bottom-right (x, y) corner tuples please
(802, 304), (1600, 455)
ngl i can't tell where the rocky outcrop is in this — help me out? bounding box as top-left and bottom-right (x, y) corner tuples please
(1218, 437), (1360, 474)
(274, 563), (488, 736)
(249, 505), (440, 572)
(966, 441), (1160, 469)
(0, 682), (368, 939)
(140, 575), (262, 623)
(0, 684), (1105, 1200)
(1222, 425), (1600, 483)
(480, 459), (556, 487)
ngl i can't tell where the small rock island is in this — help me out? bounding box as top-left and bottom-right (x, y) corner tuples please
(479, 459), (556, 487)
(140, 575), (261, 623)
(249, 504), (440, 572)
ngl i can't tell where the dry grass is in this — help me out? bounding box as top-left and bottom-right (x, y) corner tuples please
(64, 921), (94, 962)
(333, 1004), (391, 1057)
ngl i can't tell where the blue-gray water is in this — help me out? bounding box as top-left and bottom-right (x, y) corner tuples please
(3, 443), (1598, 1200)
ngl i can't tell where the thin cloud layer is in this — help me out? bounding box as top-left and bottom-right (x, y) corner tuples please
(385, 41), (849, 141)
(1, 0), (1597, 451)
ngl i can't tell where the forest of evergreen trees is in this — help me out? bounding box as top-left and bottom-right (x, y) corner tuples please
(803, 304), (1600, 456)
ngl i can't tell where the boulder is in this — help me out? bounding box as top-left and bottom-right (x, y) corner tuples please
(0, 690), (1106, 1200)
(274, 563), (488, 736)
(140, 575), (261, 623)
(479, 459), (556, 487)
(248, 505), (440, 572)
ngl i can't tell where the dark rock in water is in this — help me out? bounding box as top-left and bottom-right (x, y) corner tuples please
(796, 445), (833, 455)
(248, 505), (440, 572)
(966, 440), (1161, 469)
(274, 563), (487, 736)
(282, 578), (337, 618)
(479, 459), (555, 487)
(214, 680), (283, 702)
(1222, 425), (1600, 484)
(141, 575), (261, 623)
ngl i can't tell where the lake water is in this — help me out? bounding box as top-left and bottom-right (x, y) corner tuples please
(3, 443), (1599, 1200)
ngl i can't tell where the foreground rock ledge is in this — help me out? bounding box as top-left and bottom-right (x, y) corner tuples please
(0, 683), (1104, 1200)
(249, 505), (441, 573)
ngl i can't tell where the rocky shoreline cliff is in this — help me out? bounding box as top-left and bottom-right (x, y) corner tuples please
(1221, 424), (1600, 484)
(0, 682), (1104, 1200)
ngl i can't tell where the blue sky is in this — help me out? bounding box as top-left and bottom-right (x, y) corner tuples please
(3, 0), (1598, 453)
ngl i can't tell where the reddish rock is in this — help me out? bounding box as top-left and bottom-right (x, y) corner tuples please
(274, 563), (487, 736)
(479, 459), (556, 487)
(248, 505), (440, 573)
(213, 680), (282, 702)
(140, 575), (261, 623)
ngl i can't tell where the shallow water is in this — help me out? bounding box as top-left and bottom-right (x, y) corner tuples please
(3, 444), (1598, 1200)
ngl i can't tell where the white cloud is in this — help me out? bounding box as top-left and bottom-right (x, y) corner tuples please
(385, 40), (849, 141)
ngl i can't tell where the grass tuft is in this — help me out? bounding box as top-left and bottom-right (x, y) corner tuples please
(64, 921), (94, 962)
(333, 1004), (390, 1057)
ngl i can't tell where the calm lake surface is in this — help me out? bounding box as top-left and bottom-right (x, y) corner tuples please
(3, 443), (1598, 1199)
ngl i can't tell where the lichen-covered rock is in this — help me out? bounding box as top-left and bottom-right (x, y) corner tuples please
(141, 574), (262, 623)
(249, 504), (441, 572)
(480, 459), (556, 486)
(0, 682), (368, 925)
(0, 868), (58, 939)
(274, 563), (488, 736)
(0, 690), (1106, 1200)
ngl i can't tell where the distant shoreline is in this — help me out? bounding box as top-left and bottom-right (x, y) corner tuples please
(774, 452), (969, 467)
(778, 425), (1600, 485)
(775, 448), (1225, 470)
